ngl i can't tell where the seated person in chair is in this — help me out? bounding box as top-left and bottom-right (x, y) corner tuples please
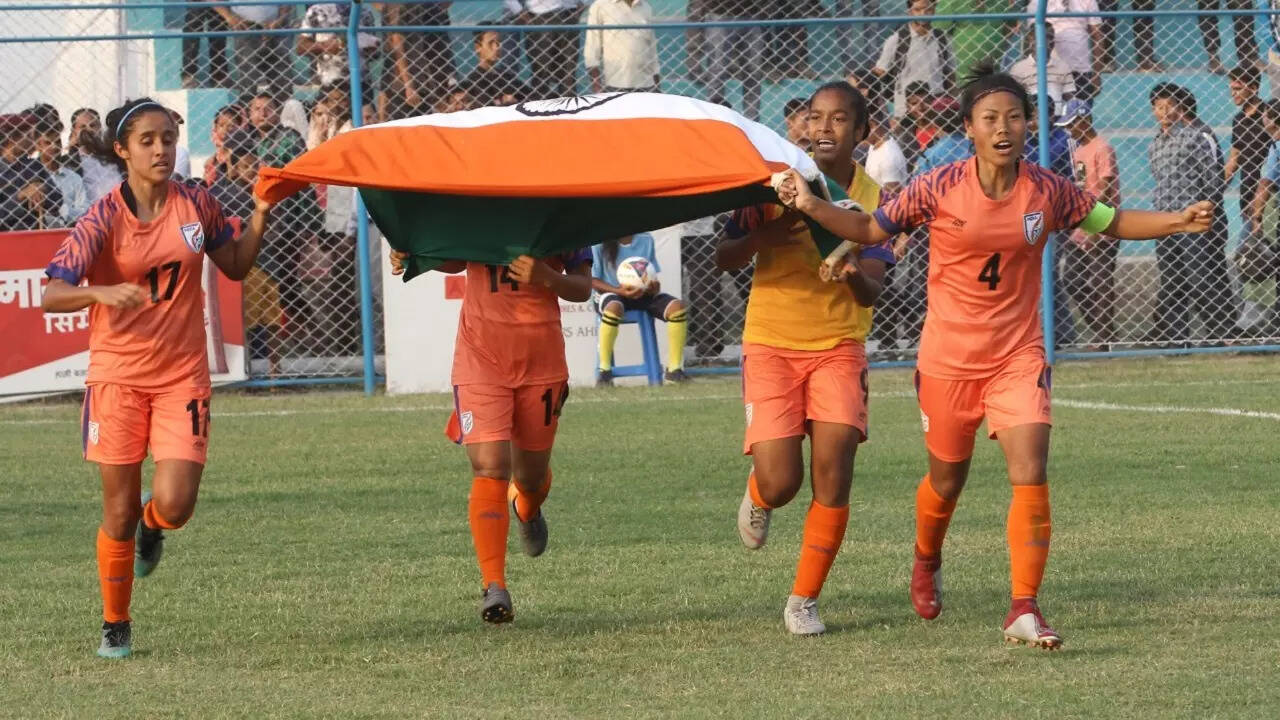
(591, 233), (690, 386)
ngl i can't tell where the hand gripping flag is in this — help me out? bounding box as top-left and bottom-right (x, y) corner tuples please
(256, 92), (850, 281)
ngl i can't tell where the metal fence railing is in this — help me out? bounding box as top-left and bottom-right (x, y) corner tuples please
(2, 1), (1278, 391)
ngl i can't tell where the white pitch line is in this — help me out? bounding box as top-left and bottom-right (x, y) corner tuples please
(1056, 399), (1280, 422)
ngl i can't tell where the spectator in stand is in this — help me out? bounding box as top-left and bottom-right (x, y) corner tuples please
(1008, 23), (1077, 106)
(0, 114), (63, 231)
(1149, 83), (1236, 345)
(937, 0), (1016, 81)
(464, 23), (519, 108)
(918, 96), (970, 172)
(1025, 94), (1078, 345)
(306, 81), (353, 151)
(381, 1), (456, 120)
(520, 0), (585, 100)
(584, 0), (660, 94)
(784, 98), (811, 151)
(1268, 2), (1280, 94)
(765, 0), (822, 81)
(1197, 1), (1257, 76)
(34, 118), (89, 226)
(65, 108), (120, 202)
(894, 82), (936, 172)
(183, 0), (230, 88)
(204, 104), (246, 186)
(434, 80), (475, 114)
(298, 2), (378, 87)
(863, 109), (908, 192)
(1027, 1), (1101, 99)
(1057, 99), (1119, 348)
(213, 2), (293, 97)
(248, 92), (307, 167)
(872, 0), (955, 119)
(1252, 100), (1280, 331)
(703, 0), (765, 121)
(1126, 0), (1162, 72)
(1226, 65), (1269, 223)
(1250, 100), (1280, 229)
(210, 129), (286, 376)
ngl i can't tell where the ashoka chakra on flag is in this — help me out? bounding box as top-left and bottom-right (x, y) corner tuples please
(255, 92), (848, 281)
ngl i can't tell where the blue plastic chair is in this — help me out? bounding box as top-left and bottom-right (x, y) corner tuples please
(600, 309), (663, 386)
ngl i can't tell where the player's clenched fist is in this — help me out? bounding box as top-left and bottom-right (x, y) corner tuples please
(1177, 201), (1214, 234)
(93, 283), (147, 309)
(389, 249), (410, 276)
(507, 255), (555, 287)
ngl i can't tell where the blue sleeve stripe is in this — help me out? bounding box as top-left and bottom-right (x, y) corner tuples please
(45, 264), (82, 286)
(872, 208), (902, 236)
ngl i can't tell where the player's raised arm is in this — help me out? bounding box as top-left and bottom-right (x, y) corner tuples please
(1093, 200), (1215, 240)
(207, 195), (274, 281)
(779, 168), (894, 247)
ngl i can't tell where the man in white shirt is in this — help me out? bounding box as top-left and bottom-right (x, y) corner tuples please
(863, 110), (908, 193)
(212, 2), (293, 97)
(1026, 0), (1101, 98)
(872, 0), (955, 118)
(584, 0), (659, 93)
(1008, 23), (1077, 106)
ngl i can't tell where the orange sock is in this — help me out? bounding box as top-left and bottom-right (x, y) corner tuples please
(1008, 483), (1051, 599)
(791, 501), (850, 599)
(747, 470), (773, 509)
(96, 527), (134, 623)
(513, 470), (552, 523)
(915, 474), (957, 558)
(468, 476), (510, 589)
(142, 500), (184, 530)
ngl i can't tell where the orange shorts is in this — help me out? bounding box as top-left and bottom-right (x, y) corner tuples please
(741, 341), (869, 454)
(447, 382), (569, 451)
(915, 349), (1052, 463)
(82, 383), (211, 465)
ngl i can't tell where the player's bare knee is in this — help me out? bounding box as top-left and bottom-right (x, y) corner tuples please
(604, 301), (624, 316)
(101, 499), (140, 540)
(152, 496), (195, 528)
(512, 467), (548, 493)
(1006, 460), (1047, 487)
(754, 468), (803, 507)
(666, 300), (685, 319)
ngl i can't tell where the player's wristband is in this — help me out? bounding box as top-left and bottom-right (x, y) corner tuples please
(1078, 202), (1116, 234)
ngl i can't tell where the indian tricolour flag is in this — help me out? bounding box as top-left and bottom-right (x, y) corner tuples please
(256, 92), (848, 281)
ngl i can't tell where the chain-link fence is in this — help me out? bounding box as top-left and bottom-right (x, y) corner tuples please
(2, 2), (1278, 387)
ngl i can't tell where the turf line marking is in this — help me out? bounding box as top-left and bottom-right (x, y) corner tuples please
(1056, 399), (1280, 422)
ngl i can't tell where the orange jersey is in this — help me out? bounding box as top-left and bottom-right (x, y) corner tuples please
(873, 158), (1095, 379)
(451, 251), (591, 387)
(46, 180), (234, 389)
(726, 163), (897, 351)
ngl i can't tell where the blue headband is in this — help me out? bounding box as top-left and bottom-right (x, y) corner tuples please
(115, 102), (166, 138)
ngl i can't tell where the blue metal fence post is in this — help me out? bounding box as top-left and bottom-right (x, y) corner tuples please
(347, 0), (376, 395)
(1034, 0), (1056, 364)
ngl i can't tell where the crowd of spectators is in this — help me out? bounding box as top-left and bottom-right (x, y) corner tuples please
(5, 0), (1280, 360)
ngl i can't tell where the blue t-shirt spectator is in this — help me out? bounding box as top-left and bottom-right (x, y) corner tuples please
(592, 232), (660, 288)
(1025, 126), (1074, 178)
(918, 133), (972, 174)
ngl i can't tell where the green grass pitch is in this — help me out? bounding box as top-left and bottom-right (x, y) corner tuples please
(1, 356), (1277, 718)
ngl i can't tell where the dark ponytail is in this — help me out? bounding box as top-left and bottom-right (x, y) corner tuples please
(80, 97), (172, 172)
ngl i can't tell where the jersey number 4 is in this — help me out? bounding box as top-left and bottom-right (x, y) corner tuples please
(541, 385), (569, 426)
(147, 261), (181, 302)
(978, 253), (1002, 291)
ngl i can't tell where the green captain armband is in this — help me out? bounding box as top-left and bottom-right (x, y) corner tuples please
(1078, 202), (1116, 234)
